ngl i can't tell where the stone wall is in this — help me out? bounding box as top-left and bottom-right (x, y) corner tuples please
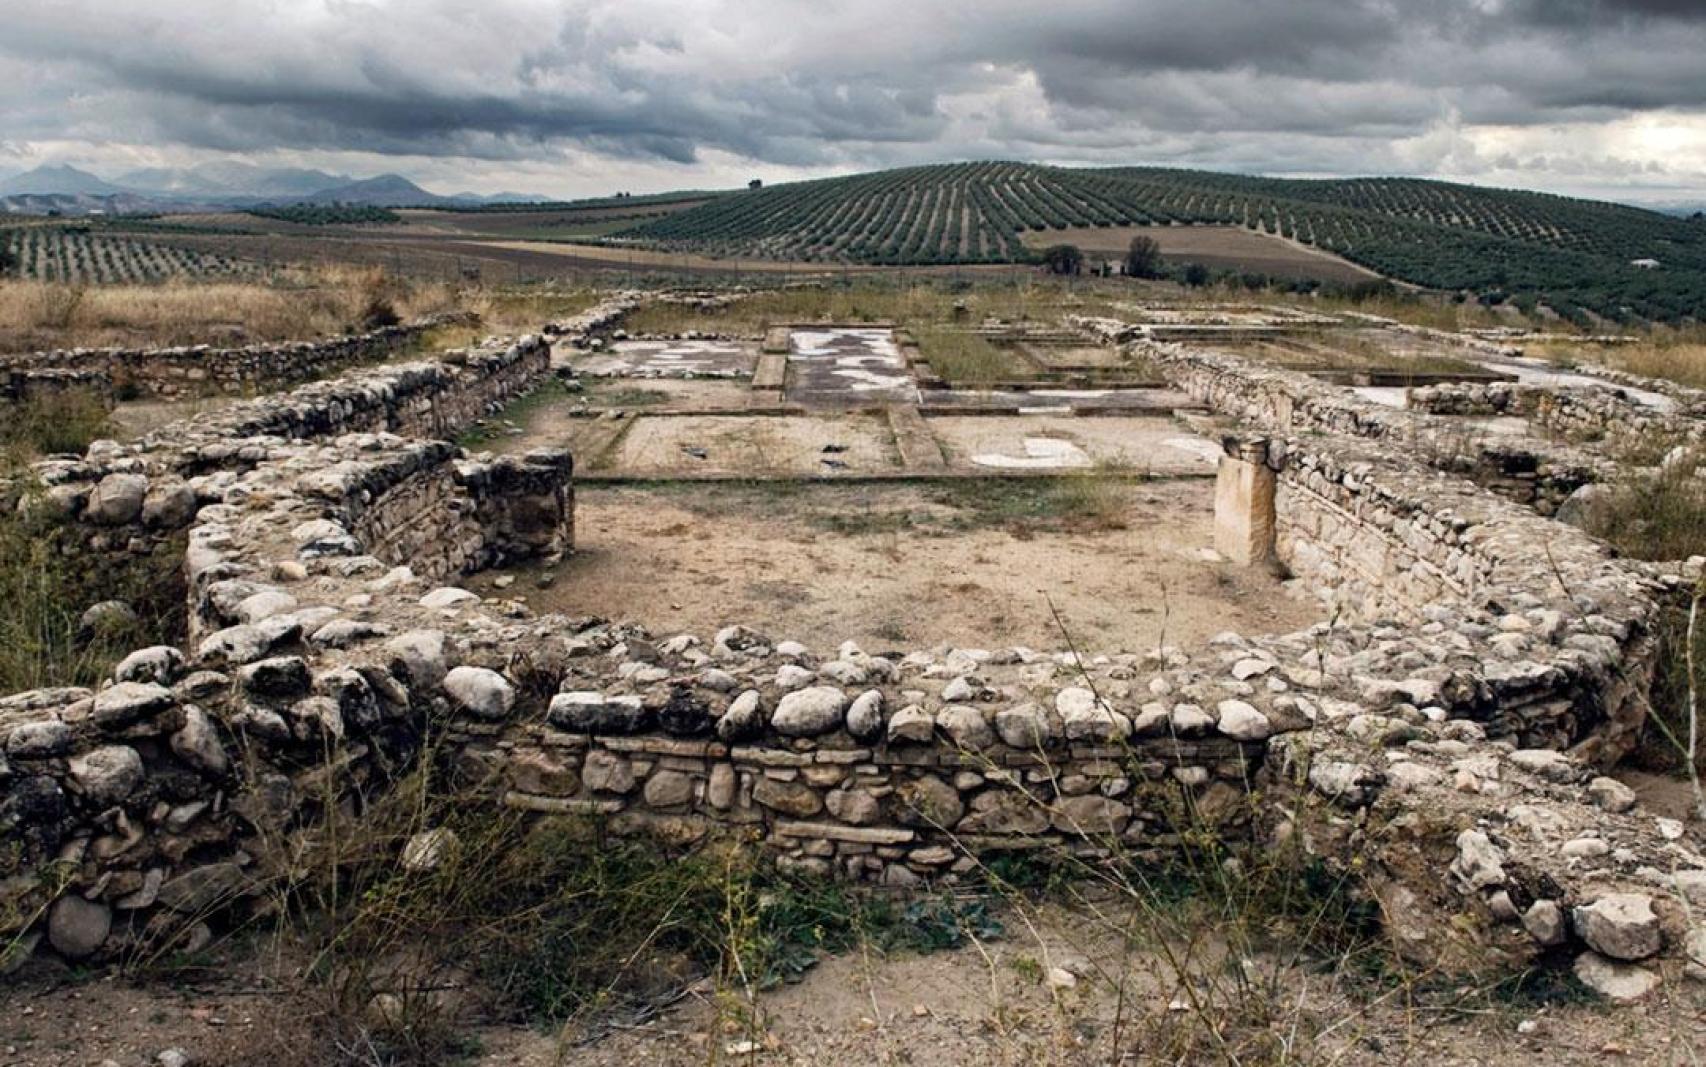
(0, 313), (478, 403)
(1074, 316), (1608, 513)
(2, 295), (1701, 996)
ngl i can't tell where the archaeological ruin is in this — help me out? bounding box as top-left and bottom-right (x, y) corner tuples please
(3, 289), (1704, 1008)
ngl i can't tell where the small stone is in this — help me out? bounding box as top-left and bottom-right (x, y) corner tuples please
(69, 745), (144, 806)
(1215, 699), (1271, 740)
(776, 664), (815, 691)
(894, 774), (963, 828)
(1573, 951), (1660, 1001)
(91, 680), (174, 730)
(582, 750), (637, 794)
(826, 788), (880, 825)
(1230, 658), (1273, 681)
(994, 703), (1054, 749)
(1587, 777), (1638, 814)
(1451, 830), (1506, 890)
(87, 473), (148, 525)
(385, 631), (448, 688)
(1045, 967), (1077, 990)
(887, 705), (934, 743)
(752, 777), (823, 817)
(114, 646), (185, 686)
(48, 895), (111, 959)
(1057, 687), (1130, 742)
(170, 705), (228, 777)
(717, 690), (764, 742)
(707, 763), (737, 809)
(1522, 900), (1567, 946)
(941, 676), (977, 702)
(401, 827), (458, 872)
(643, 770), (695, 808)
(549, 692), (650, 735)
(845, 690), (884, 741)
(1170, 703), (1216, 734)
(443, 666), (516, 720)
(6, 720), (74, 758)
(1573, 894), (1662, 961)
(771, 686), (848, 737)
(419, 587), (479, 610)
(936, 705), (995, 750)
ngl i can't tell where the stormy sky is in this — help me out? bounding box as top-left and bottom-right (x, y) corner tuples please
(4, 0), (1706, 203)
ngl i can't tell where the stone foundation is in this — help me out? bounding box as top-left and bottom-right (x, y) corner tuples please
(1, 296), (1702, 998)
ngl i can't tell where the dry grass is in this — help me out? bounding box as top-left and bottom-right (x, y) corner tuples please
(0, 267), (464, 352)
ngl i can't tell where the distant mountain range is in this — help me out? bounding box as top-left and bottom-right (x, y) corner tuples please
(0, 162), (547, 214)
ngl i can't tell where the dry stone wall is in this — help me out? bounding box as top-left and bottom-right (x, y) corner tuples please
(0, 313), (478, 403)
(1, 295), (1702, 1001)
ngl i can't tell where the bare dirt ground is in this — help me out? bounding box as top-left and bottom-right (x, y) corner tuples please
(477, 481), (1318, 653)
(1022, 226), (1382, 285)
(8, 900), (1701, 1067)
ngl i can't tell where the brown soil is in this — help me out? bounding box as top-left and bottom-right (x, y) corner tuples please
(477, 481), (1319, 653)
(8, 901), (1701, 1067)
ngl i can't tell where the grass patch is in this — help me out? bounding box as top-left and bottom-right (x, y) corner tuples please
(0, 267), (466, 351)
(456, 376), (577, 448)
(2, 389), (114, 462)
(188, 771), (1003, 1067)
(914, 329), (1037, 386)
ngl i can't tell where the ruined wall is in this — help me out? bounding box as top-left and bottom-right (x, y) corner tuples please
(3, 296), (1701, 992)
(0, 313), (477, 403)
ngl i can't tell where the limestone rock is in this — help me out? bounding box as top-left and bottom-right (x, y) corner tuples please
(1573, 951), (1660, 1001)
(845, 690), (884, 742)
(91, 680), (174, 730)
(385, 631), (449, 688)
(716, 690), (764, 742)
(1051, 795), (1132, 836)
(443, 666), (516, 720)
(887, 705), (934, 743)
(582, 750), (637, 794)
(170, 706), (229, 777)
(48, 895), (112, 959)
(1450, 830), (1506, 891)
(994, 703), (1054, 749)
(69, 745), (144, 806)
(1215, 699), (1271, 740)
(826, 788), (880, 825)
(87, 473), (148, 525)
(1587, 776), (1637, 814)
(1572, 894), (1662, 961)
(752, 777), (823, 818)
(643, 770), (695, 808)
(771, 686), (848, 737)
(115, 646), (185, 686)
(1522, 900), (1567, 947)
(549, 692), (651, 735)
(401, 828), (458, 872)
(936, 705), (995, 750)
(894, 774), (963, 829)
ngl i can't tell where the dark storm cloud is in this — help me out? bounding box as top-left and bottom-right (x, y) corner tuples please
(1, 0), (1704, 191)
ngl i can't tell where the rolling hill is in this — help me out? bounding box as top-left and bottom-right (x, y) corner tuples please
(619, 161), (1706, 323)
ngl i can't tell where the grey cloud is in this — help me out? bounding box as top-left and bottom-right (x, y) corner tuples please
(0, 0), (1703, 197)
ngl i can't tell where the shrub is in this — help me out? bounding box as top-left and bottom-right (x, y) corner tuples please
(1124, 235), (1162, 278)
(1039, 244), (1084, 276)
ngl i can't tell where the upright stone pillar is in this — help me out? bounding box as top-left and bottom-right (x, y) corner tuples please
(1215, 437), (1277, 566)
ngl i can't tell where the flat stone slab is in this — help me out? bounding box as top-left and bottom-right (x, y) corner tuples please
(575, 339), (756, 379)
(787, 327), (919, 405)
(930, 416), (1222, 474)
(607, 414), (902, 476)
